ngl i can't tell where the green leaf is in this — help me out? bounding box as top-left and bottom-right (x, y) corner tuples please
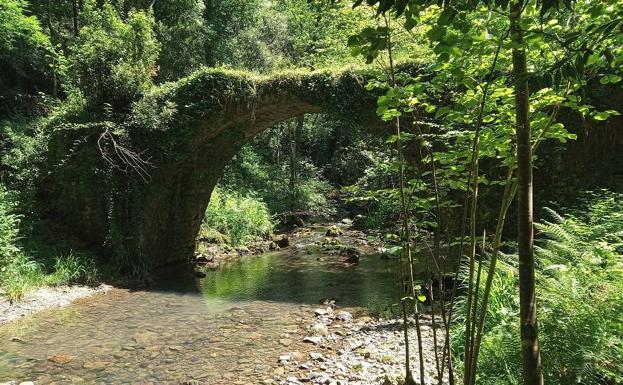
(600, 74), (622, 85)
(427, 26), (446, 42)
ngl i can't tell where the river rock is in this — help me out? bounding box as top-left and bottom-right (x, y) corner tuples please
(48, 354), (75, 365)
(273, 235), (290, 248)
(303, 336), (322, 345)
(274, 367), (285, 375)
(336, 311), (353, 322)
(193, 254), (214, 265)
(309, 322), (329, 336)
(314, 308), (329, 316)
(325, 226), (343, 237)
(340, 246), (361, 263)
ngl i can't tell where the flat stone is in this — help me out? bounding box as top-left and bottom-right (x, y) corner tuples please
(314, 308), (328, 316)
(274, 367), (285, 375)
(47, 354), (75, 365)
(278, 355), (291, 363)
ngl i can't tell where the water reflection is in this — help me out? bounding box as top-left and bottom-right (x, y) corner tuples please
(201, 250), (402, 310)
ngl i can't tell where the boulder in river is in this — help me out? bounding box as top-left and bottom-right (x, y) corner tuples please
(273, 234), (290, 248)
(325, 226), (343, 237)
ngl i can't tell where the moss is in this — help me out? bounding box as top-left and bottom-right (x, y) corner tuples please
(40, 64), (404, 269)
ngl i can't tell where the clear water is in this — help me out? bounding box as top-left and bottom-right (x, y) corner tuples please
(0, 244), (401, 384)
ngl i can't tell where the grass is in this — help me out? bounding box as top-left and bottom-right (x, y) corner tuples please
(452, 190), (623, 385)
(0, 186), (101, 302)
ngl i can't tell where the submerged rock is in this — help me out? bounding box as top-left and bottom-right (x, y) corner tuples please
(47, 354), (75, 365)
(340, 246), (361, 263)
(193, 270), (207, 278)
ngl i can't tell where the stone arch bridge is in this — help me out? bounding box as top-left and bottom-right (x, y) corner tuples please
(43, 67), (393, 267)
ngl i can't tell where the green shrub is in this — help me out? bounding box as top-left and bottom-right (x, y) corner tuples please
(0, 186), (44, 301)
(453, 191), (623, 385)
(0, 186), (100, 300)
(202, 187), (273, 246)
(0, 186), (21, 264)
(221, 146), (336, 216)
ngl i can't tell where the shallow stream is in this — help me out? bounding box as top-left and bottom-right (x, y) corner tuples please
(0, 232), (401, 384)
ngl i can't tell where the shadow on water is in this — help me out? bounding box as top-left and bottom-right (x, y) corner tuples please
(198, 250), (402, 311)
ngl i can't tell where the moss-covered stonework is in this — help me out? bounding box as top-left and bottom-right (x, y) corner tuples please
(42, 67), (384, 268)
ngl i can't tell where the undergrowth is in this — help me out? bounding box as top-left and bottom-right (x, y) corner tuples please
(201, 187), (274, 247)
(0, 186), (100, 302)
(452, 191), (623, 385)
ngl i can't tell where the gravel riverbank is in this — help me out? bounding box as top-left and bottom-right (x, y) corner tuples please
(276, 306), (449, 385)
(0, 284), (111, 324)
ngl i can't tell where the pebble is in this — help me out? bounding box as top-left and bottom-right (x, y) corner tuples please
(278, 355), (291, 363)
(309, 322), (329, 336)
(314, 308), (328, 316)
(303, 336), (322, 345)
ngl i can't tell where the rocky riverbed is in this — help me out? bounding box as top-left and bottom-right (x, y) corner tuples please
(274, 306), (448, 385)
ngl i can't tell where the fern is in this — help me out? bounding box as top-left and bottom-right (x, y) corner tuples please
(453, 191), (623, 385)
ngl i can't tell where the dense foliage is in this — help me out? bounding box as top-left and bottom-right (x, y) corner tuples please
(202, 187), (273, 247)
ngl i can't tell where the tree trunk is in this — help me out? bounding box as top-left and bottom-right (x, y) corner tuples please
(288, 116), (303, 210)
(510, 2), (544, 385)
(71, 0), (79, 37)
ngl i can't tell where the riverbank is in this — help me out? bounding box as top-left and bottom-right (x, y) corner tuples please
(275, 306), (447, 385)
(194, 220), (381, 271)
(0, 284), (111, 325)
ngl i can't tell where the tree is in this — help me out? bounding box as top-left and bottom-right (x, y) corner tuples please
(509, 1), (543, 384)
(66, 1), (159, 112)
(346, 0), (622, 384)
(0, 0), (59, 118)
(153, 0), (207, 81)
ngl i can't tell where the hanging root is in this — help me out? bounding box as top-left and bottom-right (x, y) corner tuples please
(97, 127), (153, 182)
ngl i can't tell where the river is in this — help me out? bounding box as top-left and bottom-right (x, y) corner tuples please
(0, 227), (404, 384)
